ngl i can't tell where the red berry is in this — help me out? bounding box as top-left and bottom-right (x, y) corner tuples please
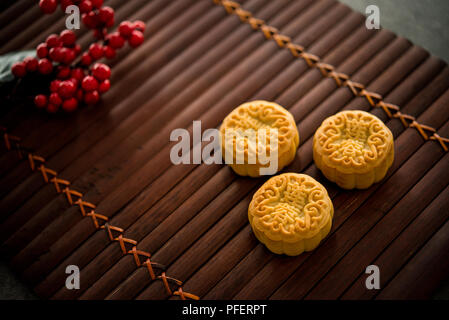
(128, 30), (144, 48)
(24, 57), (38, 72)
(74, 44), (82, 55)
(39, 0), (58, 14)
(82, 11), (98, 29)
(79, 0), (93, 13)
(99, 6), (114, 23)
(69, 77), (79, 87)
(71, 68), (84, 81)
(105, 17), (114, 28)
(92, 63), (111, 81)
(57, 66), (71, 79)
(58, 80), (76, 98)
(91, 0), (103, 9)
(34, 94), (48, 108)
(60, 0), (73, 11)
(80, 52), (92, 66)
(103, 46), (116, 59)
(46, 34), (61, 48)
(12, 62), (27, 77)
(46, 103), (59, 113)
(118, 21), (133, 38)
(76, 89), (84, 101)
(37, 43), (48, 58)
(50, 80), (61, 92)
(89, 43), (103, 60)
(62, 97), (78, 112)
(81, 75), (98, 91)
(106, 32), (125, 49)
(93, 28), (107, 40)
(49, 47), (65, 62)
(38, 58), (53, 75)
(49, 92), (63, 106)
(84, 90), (99, 105)
(133, 20), (146, 32)
(60, 30), (76, 46)
(63, 48), (76, 64)
(98, 79), (110, 93)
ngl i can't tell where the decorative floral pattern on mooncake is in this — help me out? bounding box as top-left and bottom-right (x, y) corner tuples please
(220, 100), (299, 177)
(313, 110), (394, 189)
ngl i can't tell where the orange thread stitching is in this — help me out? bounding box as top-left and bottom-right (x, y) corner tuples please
(74, 199), (96, 216)
(128, 246), (151, 267)
(114, 234), (138, 255)
(50, 177), (70, 193)
(63, 187), (83, 205)
(38, 165), (57, 183)
(28, 154), (45, 171)
(87, 210), (108, 229)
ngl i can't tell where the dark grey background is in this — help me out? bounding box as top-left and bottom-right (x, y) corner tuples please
(1, 0), (448, 299)
(340, 0), (449, 63)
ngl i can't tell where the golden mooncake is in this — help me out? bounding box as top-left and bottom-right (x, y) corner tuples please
(313, 110), (394, 189)
(219, 100), (299, 177)
(248, 173), (333, 256)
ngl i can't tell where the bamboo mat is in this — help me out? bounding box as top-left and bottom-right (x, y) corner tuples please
(0, 0), (448, 300)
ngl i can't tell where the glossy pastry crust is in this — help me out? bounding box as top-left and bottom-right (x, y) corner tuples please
(248, 173), (333, 256)
(313, 110), (394, 189)
(219, 100), (299, 177)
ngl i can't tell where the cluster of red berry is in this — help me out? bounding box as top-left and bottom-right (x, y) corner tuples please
(10, 0), (145, 113)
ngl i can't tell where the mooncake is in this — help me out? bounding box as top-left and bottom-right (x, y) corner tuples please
(219, 100), (299, 177)
(248, 173), (333, 256)
(313, 110), (394, 189)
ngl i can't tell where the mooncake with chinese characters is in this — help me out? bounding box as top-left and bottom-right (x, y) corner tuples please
(248, 173), (333, 256)
(219, 100), (299, 177)
(313, 110), (394, 189)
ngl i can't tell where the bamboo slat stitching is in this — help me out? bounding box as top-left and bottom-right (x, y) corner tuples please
(213, 0), (449, 152)
(0, 126), (199, 300)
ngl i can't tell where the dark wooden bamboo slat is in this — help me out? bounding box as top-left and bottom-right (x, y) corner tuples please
(0, 4), (43, 49)
(0, 0), (220, 219)
(204, 73), (449, 299)
(0, 0), (141, 173)
(0, 0), (259, 241)
(58, 1), (356, 300)
(3, 2), (230, 265)
(28, 2), (428, 298)
(28, 0), (340, 296)
(0, 0), (205, 222)
(108, 16), (424, 302)
(205, 48), (446, 300)
(136, 48), (445, 300)
(45, 0), (341, 300)
(267, 110), (449, 300)
(377, 214), (449, 299)
(19, 0), (339, 285)
(0, 0), (206, 195)
(0, 6), (66, 54)
(38, 0), (296, 300)
(0, 0), (34, 29)
(0, 0), (448, 300)
(305, 147), (449, 299)
(76, 16), (374, 298)
(179, 65), (449, 299)
(342, 153), (449, 300)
